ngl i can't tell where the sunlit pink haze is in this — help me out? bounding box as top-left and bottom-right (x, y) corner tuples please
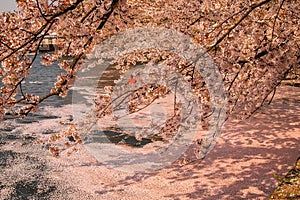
(0, 0), (17, 12)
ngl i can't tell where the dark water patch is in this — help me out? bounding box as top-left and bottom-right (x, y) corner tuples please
(0, 144), (59, 199)
(24, 135), (36, 140)
(14, 180), (38, 198)
(0, 126), (15, 132)
(0, 150), (43, 169)
(15, 113), (60, 124)
(3, 113), (61, 125)
(15, 118), (39, 124)
(24, 156), (46, 170)
(21, 136), (37, 146)
(68, 136), (76, 142)
(7, 134), (19, 140)
(11, 180), (57, 200)
(86, 130), (152, 147)
(67, 115), (73, 121)
(0, 150), (20, 167)
(42, 129), (56, 135)
(33, 114), (60, 120)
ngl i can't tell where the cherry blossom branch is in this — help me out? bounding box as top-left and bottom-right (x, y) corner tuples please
(80, 5), (97, 23)
(48, 0), (85, 20)
(4, 21), (55, 104)
(209, 7), (248, 37)
(36, 0), (49, 21)
(96, 0), (119, 30)
(207, 0), (272, 52)
(227, 62), (245, 92)
(246, 65), (293, 119)
(270, 0), (286, 47)
(0, 40), (14, 51)
(0, 19), (56, 61)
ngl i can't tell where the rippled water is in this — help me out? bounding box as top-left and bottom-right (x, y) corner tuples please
(0, 53), (75, 108)
(20, 54), (73, 107)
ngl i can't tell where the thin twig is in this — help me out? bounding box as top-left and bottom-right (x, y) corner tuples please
(270, 0), (286, 48)
(36, 0), (50, 22)
(207, 0), (272, 53)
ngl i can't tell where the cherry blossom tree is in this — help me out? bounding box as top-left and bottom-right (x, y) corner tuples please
(0, 0), (299, 160)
